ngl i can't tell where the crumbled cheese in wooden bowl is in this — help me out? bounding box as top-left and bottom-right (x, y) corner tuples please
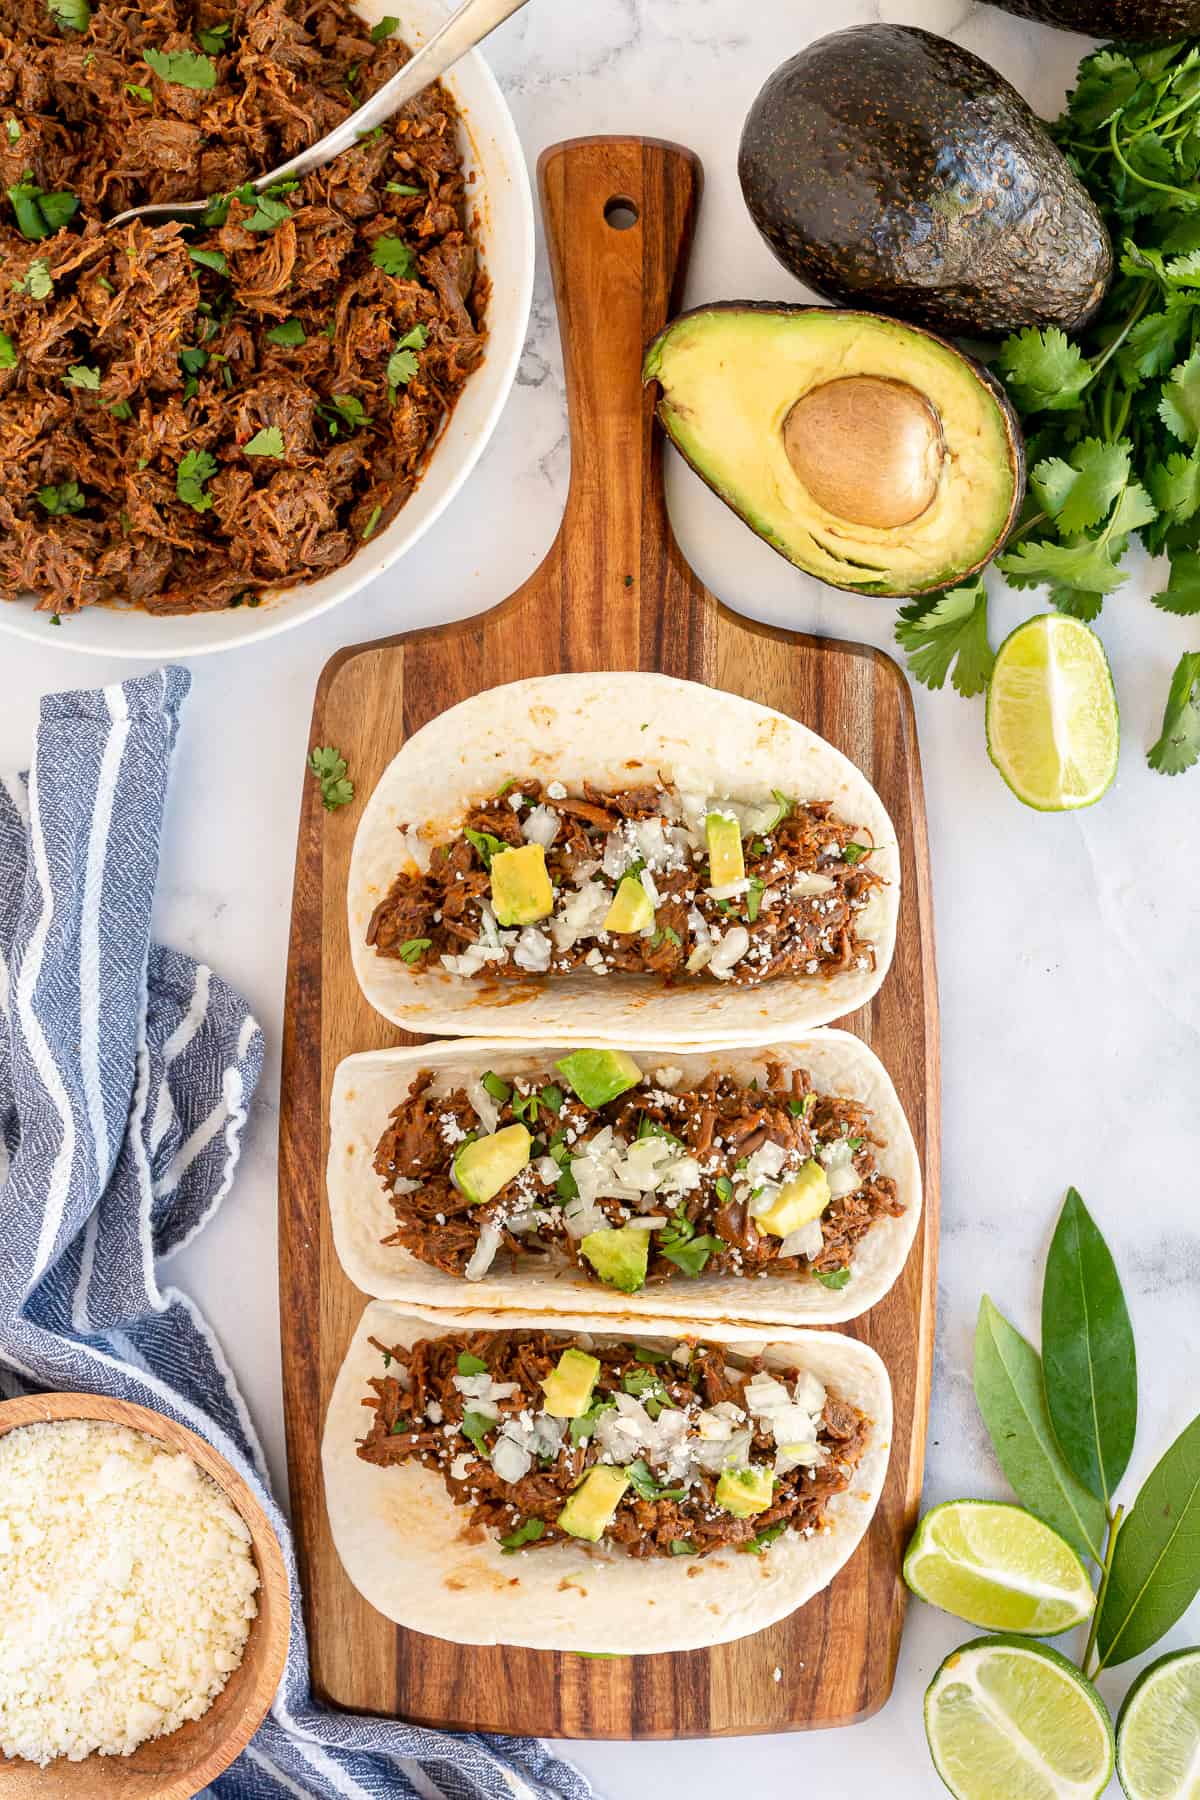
(0, 1419), (260, 1766)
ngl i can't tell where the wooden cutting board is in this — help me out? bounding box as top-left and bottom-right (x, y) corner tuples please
(279, 135), (940, 1738)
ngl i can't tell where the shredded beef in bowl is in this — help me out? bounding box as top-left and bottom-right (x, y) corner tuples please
(0, 0), (489, 616)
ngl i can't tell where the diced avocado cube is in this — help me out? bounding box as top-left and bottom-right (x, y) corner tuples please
(754, 1160), (831, 1238)
(715, 1465), (775, 1518)
(558, 1464), (630, 1542)
(705, 811), (745, 886)
(541, 1348), (601, 1418)
(579, 1226), (649, 1294)
(490, 843), (553, 926)
(604, 874), (655, 934)
(454, 1123), (531, 1205)
(555, 1048), (643, 1109)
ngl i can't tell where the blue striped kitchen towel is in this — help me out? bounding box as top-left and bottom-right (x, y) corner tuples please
(0, 667), (591, 1800)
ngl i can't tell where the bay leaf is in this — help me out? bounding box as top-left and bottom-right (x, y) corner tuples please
(1042, 1187), (1137, 1504)
(974, 1295), (1106, 1563)
(1098, 1411), (1200, 1668)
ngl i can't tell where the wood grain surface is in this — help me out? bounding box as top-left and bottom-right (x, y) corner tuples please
(0, 1392), (290, 1798)
(279, 135), (940, 1738)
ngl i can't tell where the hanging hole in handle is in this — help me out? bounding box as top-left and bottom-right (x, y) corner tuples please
(604, 196), (639, 231)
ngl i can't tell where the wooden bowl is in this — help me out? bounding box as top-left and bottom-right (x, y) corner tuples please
(0, 1393), (290, 1799)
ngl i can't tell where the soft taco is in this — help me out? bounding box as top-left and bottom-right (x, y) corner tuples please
(348, 673), (899, 1043)
(328, 1032), (921, 1327)
(322, 1303), (892, 1653)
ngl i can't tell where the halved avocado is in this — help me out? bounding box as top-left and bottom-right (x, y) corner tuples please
(644, 305), (1024, 598)
(987, 0), (1200, 35)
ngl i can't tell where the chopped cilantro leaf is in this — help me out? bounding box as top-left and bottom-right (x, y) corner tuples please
(8, 182), (78, 240)
(196, 19), (231, 52)
(125, 82), (153, 102)
(500, 1517), (545, 1552)
(370, 14), (400, 39)
(460, 1410), (493, 1458)
(188, 246), (229, 274)
(36, 480), (85, 516)
(308, 745), (354, 811)
(361, 503), (383, 541)
(464, 826), (506, 867)
(266, 317), (306, 347)
(143, 47), (217, 90)
(15, 258), (53, 300)
(659, 1231), (725, 1278)
(815, 1267), (852, 1291)
(388, 1417), (410, 1436)
(625, 1458), (685, 1501)
(670, 1538), (698, 1555)
(842, 842), (872, 865)
(47, 0), (91, 29)
(176, 448), (217, 513)
(569, 1399), (614, 1445)
(386, 181), (422, 194)
(61, 362), (99, 392)
(741, 1522), (787, 1555)
(371, 233), (417, 278)
(0, 331), (15, 368)
(481, 1071), (512, 1105)
(397, 937), (430, 963)
(244, 425), (285, 458)
(456, 1351), (489, 1377)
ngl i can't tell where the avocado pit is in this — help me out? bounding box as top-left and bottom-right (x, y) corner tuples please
(782, 376), (945, 531)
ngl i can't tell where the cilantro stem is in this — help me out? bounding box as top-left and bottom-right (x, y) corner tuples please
(1084, 284), (1152, 388)
(1124, 90), (1200, 145)
(1082, 1503), (1123, 1679)
(1109, 114), (1199, 204)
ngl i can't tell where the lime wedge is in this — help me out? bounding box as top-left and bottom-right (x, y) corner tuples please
(986, 614), (1119, 810)
(1117, 1648), (1200, 1799)
(905, 1500), (1095, 1635)
(925, 1635), (1114, 1800)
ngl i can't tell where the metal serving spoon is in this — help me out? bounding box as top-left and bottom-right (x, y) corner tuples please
(107, 0), (532, 230)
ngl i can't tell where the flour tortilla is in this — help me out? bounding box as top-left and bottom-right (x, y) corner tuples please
(322, 1302), (892, 1653)
(347, 672), (899, 1044)
(328, 1030), (921, 1327)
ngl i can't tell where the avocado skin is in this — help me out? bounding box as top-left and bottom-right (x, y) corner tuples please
(738, 25), (1112, 340)
(643, 303), (1027, 599)
(987, 0), (1200, 34)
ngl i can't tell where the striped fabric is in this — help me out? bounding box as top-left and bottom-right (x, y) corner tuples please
(0, 669), (591, 1800)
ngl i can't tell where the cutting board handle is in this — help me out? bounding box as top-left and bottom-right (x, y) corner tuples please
(537, 136), (702, 556)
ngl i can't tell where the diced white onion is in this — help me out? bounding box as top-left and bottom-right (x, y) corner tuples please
(492, 1433), (533, 1485)
(626, 1214), (668, 1229)
(708, 926), (750, 979)
(465, 1079), (501, 1135)
(779, 1219), (825, 1260)
(464, 1221), (503, 1281)
(562, 1195), (610, 1240)
(791, 872), (836, 897)
(392, 1176), (421, 1196)
(521, 804), (560, 848)
(706, 878), (750, 902)
(639, 867), (661, 907)
(512, 926), (552, 973)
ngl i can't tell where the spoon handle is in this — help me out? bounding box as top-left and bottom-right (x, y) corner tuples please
(259, 0), (532, 193)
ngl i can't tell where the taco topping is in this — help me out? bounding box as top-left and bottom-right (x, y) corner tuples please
(357, 1329), (871, 1559)
(374, 1054), (902, 1289)
(364, 780), (884, 985)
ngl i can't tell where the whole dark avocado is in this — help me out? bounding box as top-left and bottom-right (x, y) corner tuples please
(738, 25), (1112, 340)
(986, 0), (1200, 35)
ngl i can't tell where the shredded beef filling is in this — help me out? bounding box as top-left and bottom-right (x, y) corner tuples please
(366, 779), (883, 984)
(0, 0), (487, 615)
(374, 1059), (903, 1284)
(357, 1329), (872, 1559)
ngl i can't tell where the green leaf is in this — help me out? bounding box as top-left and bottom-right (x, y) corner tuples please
(460, 1410), (493, 1458)
(266, 317), (306, 347)
(670, 1538), (698, 1555)
(0, 331), (15, 369)
(894, 580), (995, 697)
(569, 1399), (615, 1445)
(176, 448), (217, 513)
(189, 246), (228, 275)
(47, 0), (90, 28)
(464, 826), (505, 866)
(1067, 50), (1141, 132)
(1097, 1411), (1200, 1667)
(1148, 450), (1200, 528)
(244, 425), (284, 458)
(1148, 651), (1200, 774)
(125, 81), (153, 102)
(35, 480), (85, 516)
(659, 1232), (725, 1277)
(1117, 306), (1189, 382)
(1033, 440), (1133, 535)
(361, 502), (383, 541)
(327, 393), (368, 432)
(997, 327), (1091, 414)
(370, 13), (399, 39)
(7, 182), (78, 240)
(500, 1517), (545, 1552)
(308, 744), (354, 810)
(371, 234), (417, 278)
(456, 1351), (489, 1376)
(63, 363), (100, 391)
(741, 1521), (787, 1555)
(143, 47), (217, 90)
(815, 1267), (851, 1291)
(624, 1458), (685, 1501)
(242, 188), (292, 233)
(385, 325), (426, 394)
(1041, 1188), (1137, 1506)
(196, 19), (230, 53)
(1152, 550), (1200, 614)
(973, 1296), (1107, 1563)
(1160, 350), (1200, 445)
(481, 1071), (511, 1105)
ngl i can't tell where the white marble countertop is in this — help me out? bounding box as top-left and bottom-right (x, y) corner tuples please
(5, 2), (1200, 1794)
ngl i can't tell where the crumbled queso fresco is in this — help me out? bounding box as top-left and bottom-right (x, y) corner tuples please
(0, 1419), (260, 1766)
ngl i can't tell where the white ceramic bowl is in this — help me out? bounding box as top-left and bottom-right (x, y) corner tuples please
(0, 0), (533, 660)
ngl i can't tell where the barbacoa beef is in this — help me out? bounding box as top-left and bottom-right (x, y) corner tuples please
(0, 0), (488, 615)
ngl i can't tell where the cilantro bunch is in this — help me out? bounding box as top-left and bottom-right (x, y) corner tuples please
(898, 37), (1200, 778)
